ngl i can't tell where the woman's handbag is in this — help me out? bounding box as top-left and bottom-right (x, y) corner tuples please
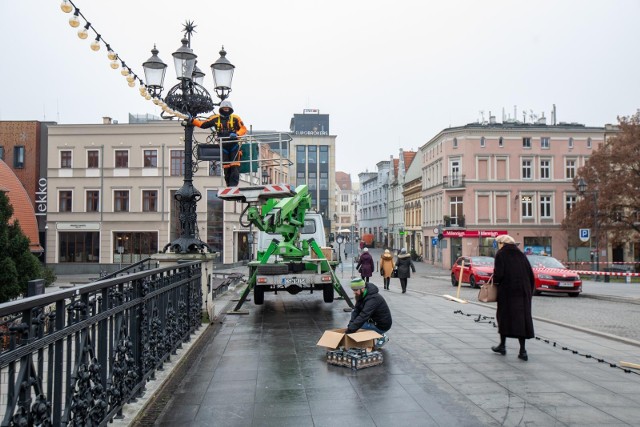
(391, 267), (399, 278)
(380, 268), (384, 276)
(478, 276), (497, 303)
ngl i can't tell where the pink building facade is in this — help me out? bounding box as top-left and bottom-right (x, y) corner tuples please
(420, 121), (605, 268)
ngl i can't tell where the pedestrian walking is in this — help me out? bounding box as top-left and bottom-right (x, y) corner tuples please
(491, 234), (535, 361)
(356, 247), (374, 283)
(395, 248), (415, 293)
(380, 249), (395, 290)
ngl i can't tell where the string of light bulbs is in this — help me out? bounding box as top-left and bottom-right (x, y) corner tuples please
(59, 0), (187, 119)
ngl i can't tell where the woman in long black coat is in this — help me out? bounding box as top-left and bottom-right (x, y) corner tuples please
(491, 234), (535, 361)
(395, 248), (416, 293)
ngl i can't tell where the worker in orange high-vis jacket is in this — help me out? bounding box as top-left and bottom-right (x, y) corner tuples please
(192, 100), (247, 186)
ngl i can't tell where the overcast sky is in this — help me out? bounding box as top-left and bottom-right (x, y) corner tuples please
(2, 1), (639, 176)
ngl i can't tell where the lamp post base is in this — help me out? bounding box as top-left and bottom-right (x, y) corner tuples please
(163, 237), (211, 254)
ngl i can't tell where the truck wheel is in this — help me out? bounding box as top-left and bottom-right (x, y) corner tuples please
(323, 283), (334, 303)
(254, 285), (264, 305)
(256, 264), (289, 275)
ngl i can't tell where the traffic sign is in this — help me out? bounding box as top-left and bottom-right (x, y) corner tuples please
(579, 228), (590, 242)
(432, 237), (438, 246)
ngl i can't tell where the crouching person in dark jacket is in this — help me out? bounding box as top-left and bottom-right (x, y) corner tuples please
(346, 278), (392, 348)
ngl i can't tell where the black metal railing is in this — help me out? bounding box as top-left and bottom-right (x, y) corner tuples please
(443, 174), (466, 189)
(95, 257), (158, 281)
(0, 261), (203, 426)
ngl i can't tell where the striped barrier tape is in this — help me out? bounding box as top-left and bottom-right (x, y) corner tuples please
(539, 267), (640, 277)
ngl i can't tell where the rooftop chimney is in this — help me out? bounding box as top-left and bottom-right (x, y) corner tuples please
(102, 116), (112, 125)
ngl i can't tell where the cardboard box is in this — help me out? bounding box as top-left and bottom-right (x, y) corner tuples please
(316, 328), (382, 351)
(311, 247), (334, 260)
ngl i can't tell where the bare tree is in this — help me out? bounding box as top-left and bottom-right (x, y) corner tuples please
(563, 114), (640, 247)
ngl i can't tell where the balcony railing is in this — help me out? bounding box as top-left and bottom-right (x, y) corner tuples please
(443, 175), (466, 189)
(0, 262), (203, 426)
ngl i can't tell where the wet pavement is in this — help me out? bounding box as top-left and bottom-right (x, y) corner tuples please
(134, 250), (640, 426)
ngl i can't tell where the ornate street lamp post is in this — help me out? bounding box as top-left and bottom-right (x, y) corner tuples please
(142, 22), (235, 253)
(577, 177), (600, 277)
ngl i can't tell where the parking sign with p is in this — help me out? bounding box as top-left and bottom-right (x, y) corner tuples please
(579, 228), (590, 242)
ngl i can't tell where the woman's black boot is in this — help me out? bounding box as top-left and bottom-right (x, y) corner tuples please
(491, 345), (506, 355)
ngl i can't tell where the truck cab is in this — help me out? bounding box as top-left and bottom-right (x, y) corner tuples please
(257, 213), (329, 259)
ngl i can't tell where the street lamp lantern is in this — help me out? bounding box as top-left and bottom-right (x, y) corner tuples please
(211, 46), (234, 100)
(192, 62), (205, 85)
(142, 45), (167, 97)
(172, 37), (197, 80)
(577, 177), (587, 194)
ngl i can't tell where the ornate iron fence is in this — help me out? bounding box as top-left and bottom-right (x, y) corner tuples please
(0, 261), (203, 426)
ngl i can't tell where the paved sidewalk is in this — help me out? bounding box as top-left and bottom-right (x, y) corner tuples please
(143, 255), (640, 426)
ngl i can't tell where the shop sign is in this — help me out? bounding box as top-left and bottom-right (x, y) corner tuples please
(442, 230), (508, 238)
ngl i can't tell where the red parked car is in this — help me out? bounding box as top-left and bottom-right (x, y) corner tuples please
(451, 256), (494, 289)
(526, 255), (582, 297)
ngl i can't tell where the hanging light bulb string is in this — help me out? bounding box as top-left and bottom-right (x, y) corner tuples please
(59, 0), (184, 118)
(453, 309), (640, 376)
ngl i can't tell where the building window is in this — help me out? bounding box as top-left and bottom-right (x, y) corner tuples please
(144, 149), (158, 167)
(521, 159), (532, 179)
(341, 194), (349, 202)
(170, 150), (185, 176)
(541, 137), (550, 149)
(449, 196), (463, 225)
(319, 145), (329, 163)
(59, 231), (99, 263)
(565, 194), (577, 216)
(308, 145), (317, 164)
(540, 159), (551, 179)
(113, 232), (159, 264)
(565, 159), (576, 179)
(60, 150), (72, 168)
(540, 195), (552, 218)
(142, 190), (158, 212)
(206, 190), (224, 256)
(115, 150), (128, 168)
(0, 146), (4, 160)
(498, 137), (504, 147)
(87, 150), (99, 168)
(59, 190), (72, 212)
(114, 190), (129, 212)
(568, 137), (574, 148)
(480, 137), (486, 148)
(521, 195), (533, 218)
(14, 146), (25, 168)
(522, 137), (531, 148)
(86, 190), (99, 212)
(453, 137), (458, 148)
(587, 137), (592, 148)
